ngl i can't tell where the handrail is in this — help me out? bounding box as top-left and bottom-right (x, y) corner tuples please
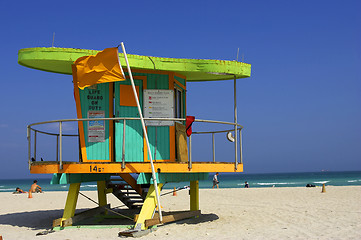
(28, 117), (243, 129)
(27, 117), (244, 170)
(193, 127), (242, 134)
(29, 129), (78, 137)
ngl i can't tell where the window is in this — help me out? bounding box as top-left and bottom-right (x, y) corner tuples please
(174, 87), (183, 119)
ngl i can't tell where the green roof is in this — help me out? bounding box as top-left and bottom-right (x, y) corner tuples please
(18, 47), (251, 81)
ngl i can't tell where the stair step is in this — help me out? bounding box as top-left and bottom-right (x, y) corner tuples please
(113, 193), (134, 198)
(108, 184), (128, 187)
(122, 195), (143, 199)
(114, 195), (141, 202)
(112, 192), (142, 199)
(108, 186), (135, 191)
(107, 175), (146, 209)
(127, 199), (144, 203)
(117, 194), (143, 199)
(108, 183), (135, 188)
(114, 190), (138, 194)
(117, 190), (139, 194)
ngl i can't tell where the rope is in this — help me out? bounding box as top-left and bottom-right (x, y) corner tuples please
(78, 191), (134, 221)
(78, 186), (189, 221)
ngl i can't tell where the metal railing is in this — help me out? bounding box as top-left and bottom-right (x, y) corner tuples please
(27, 117), (243, 170)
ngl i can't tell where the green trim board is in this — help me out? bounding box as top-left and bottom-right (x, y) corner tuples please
(51, 173), (111, 184)
(53, 225), (132, 230)
(137, 172), (209, 184)
(18, 47), (251, 81)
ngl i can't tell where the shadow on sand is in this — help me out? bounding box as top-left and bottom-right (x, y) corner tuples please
(0, 209), (64, 230)
(170, 213), (219, 226)
(0, 209), (219, 231)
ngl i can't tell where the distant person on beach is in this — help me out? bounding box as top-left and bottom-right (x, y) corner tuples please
(30, 180), (42, 193)
(244, 181), (249, 188)
(212, 172), (219, 189)
(15, 187), (26, 193)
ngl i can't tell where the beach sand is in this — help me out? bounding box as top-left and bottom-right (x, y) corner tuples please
(0, 186), (360, 239)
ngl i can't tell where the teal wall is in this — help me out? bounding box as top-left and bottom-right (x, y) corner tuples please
(114, 79), (144, 162)
(78, 83), (111, 160)
(140, 73), (170, 161)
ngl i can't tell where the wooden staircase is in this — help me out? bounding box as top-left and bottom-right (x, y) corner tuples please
(107, 173), (148, 209)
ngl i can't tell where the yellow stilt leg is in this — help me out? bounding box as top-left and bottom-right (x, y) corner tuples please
(190, 180), (199, 211)
(97, 181), (107, 207)
(62, 182), (81, 225)
(135, 183), (163, 230)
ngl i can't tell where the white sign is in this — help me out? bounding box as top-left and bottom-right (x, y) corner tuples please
(88, 111), (105, 142)
(144, 89), (174, 126)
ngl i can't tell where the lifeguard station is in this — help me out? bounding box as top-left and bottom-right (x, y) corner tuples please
(18, 45), (251, 233)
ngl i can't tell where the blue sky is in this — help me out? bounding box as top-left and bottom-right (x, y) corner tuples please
(0, 0), (360, 179)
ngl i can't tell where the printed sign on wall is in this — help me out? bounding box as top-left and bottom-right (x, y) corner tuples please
(88, 110), (105, 142)
(144, 89), (174, 126)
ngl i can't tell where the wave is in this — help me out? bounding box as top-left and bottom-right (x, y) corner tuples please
(347, 180), (360, 183)
(0, 188), (17, 191)
(256, 182), (297, 186)
(81, 185), (97, 188)
(313, 181), (329, 184)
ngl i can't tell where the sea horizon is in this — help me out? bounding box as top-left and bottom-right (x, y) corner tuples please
(1, 170), (360, 193)
(2, 169), (360, 180)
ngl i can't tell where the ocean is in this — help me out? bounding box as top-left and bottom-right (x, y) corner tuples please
(1, 171), (360, 193)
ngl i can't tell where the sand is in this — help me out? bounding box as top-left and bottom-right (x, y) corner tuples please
(0, 186), (360, 239)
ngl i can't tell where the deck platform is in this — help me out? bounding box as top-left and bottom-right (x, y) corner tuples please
(30, 161), (243, 174)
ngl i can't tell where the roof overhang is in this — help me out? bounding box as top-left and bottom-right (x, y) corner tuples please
(18, 47), (251, 81)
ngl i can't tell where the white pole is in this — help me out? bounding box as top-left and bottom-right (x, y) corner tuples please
(120, 42), (163, 222)
(234, 75), (238, 170)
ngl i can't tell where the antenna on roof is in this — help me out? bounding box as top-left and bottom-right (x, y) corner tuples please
(52, 32), (55, 48)
(236, 48), (239, 61)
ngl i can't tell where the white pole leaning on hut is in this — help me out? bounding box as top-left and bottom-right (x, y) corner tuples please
(120, 42), (163, 223)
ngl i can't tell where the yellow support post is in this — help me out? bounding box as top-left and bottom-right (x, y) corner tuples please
(97, 181), (107, 207)
(134, 183), (163, 230)
(62, 182), (81, 225)
(190, 180), (199, 211)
